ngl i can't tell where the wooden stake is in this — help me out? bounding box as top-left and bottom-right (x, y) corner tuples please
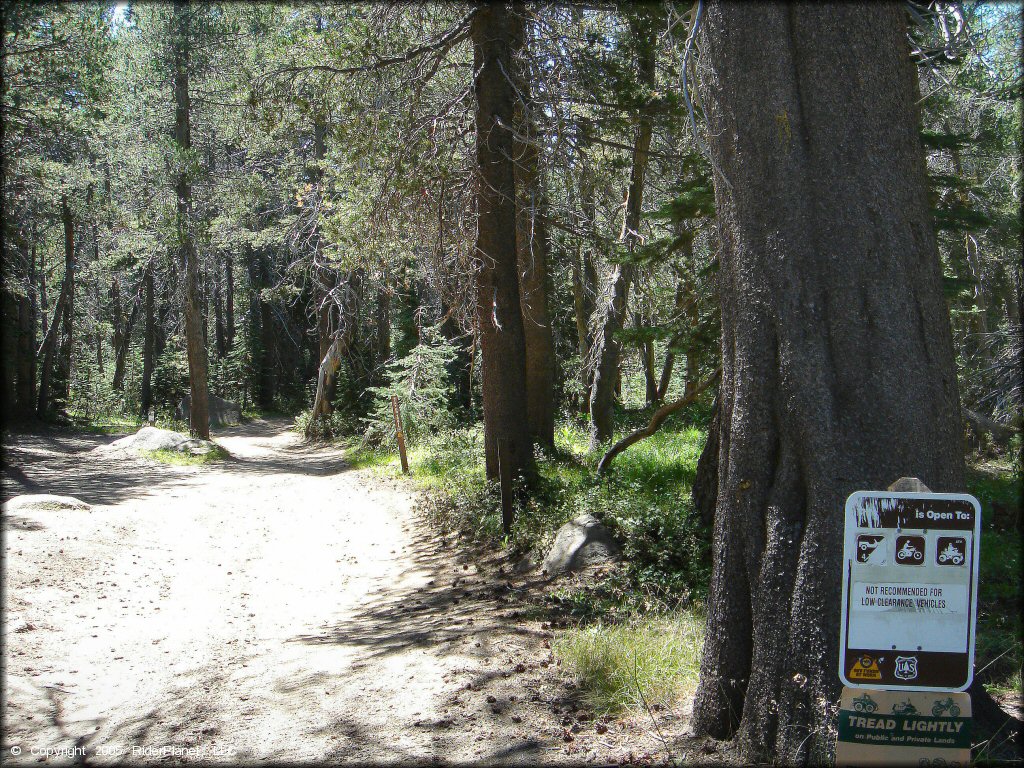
(391, 395), (409, 474)
(498, 437), (514, 535)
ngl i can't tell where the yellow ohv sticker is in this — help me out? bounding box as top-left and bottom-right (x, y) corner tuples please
(849, 655), (882, 680)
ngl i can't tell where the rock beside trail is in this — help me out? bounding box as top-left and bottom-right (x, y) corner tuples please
(541, 514), (619, 578)
(2, 494), (91, 513)
(94, 426), (216, 456)
(174, 394), (241, 427)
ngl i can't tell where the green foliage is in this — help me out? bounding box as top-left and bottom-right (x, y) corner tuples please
(293, 407), (349, 441)
(364, 411), (713, 609)
(363, 328), (458, 448)
(552, 612), (704, 715)
(967, 460), (1022, 694)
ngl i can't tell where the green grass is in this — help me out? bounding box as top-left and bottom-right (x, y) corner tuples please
(341, 407), (1022, 704)
(967, 459), (1022, 696)
(140, 444), (231, 465)
(349, 413), (712, 609)
(552, 611), (705, 715)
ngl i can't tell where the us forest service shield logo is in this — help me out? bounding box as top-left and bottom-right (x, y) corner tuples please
(894, 655), (918, 680)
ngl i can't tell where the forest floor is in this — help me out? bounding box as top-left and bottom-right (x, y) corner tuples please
(1, 418), (722, 765)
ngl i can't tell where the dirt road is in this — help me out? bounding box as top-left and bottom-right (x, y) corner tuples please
(2, 420), (681, 765)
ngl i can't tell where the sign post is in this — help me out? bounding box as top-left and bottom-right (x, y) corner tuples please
(391, 395), (409, 474)
(836, 478), (980, 767)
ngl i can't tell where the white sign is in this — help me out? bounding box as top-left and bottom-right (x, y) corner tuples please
(839, 491), (981, 692)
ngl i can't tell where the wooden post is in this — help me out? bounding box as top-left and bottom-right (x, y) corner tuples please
(887, 476), (930, 492)
(391, 395), (409, 474)
(498, 437), (514, 535)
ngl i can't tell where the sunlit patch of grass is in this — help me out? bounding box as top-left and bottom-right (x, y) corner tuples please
(966, 461), (1022, 696)
(553, 610), (705, 715)
(141, 445), (230, 465)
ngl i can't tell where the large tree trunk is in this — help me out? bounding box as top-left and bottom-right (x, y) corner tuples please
(691, 4), (966, 763)
(588, 11), (657, 446)
(173, 0), (210, 440)
(111, 280), (139, 392)
(472, 2), (534, 482)
(511, 4), (555, 448)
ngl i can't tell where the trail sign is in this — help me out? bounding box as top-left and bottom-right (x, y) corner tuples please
(835, 687), (971, 767)
(840, 491), (981, 692)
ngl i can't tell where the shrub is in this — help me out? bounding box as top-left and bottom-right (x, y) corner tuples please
(363, 327), (458, 448)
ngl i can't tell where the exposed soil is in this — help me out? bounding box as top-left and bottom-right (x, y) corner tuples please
(1, 419), (713, 765)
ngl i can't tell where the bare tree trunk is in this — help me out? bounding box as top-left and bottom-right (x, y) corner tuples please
(375, 287), (391, 367)
(635, 313), (659, 404)
(15, 228), (37, 418)
(37, 196), (75, 418)
(691, 5), (967, 762)
(472, 2), (534, 482)
(224, 251), (234, 351)
(112, 279), (139, 392)
(140, 260), (155, 419)
(213, 263), (226, 359)
(511, 3), (555, 447)
(173, 0), (209, 440)
(588, 11), (657, 446)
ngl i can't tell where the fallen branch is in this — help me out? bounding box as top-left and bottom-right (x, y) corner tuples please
(962, 407), (1019, 446)
(596, 369), (720, 476)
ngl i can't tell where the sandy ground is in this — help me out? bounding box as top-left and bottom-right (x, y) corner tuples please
(1, 419), (702, 765)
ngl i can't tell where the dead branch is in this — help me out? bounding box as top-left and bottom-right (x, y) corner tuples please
(596, 368), (720, 476)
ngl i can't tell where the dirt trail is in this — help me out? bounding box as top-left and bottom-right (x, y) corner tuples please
(2, 420), (680, 765)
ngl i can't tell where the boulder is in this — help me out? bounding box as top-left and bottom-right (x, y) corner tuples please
(174, 394), (241, 427)
(2, 494), (91, 513)
(541, 514), (619, 578)
(94, 426), (214, 456)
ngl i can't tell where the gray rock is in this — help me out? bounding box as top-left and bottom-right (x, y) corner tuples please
(174, 394), (241, 427)
(2, 494), (91, 513)
(94, 426), (214, 456)
(541, 514), (619, 578)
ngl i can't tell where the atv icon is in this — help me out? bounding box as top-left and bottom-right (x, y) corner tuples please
(936, 536), (967, 567)
(852, 693), (878, 713)
(932, 697), (962, 717)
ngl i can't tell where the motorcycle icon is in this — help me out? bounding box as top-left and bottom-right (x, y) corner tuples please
(852, 693), (878, 713)
(898, 541), (924, 561)
(932, 697), (962, 717)
(892, 699), (919, 716)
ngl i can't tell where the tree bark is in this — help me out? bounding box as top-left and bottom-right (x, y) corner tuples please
(572, 218), (598, 414)
(588, 11), (657, 446)
(140, 260), (155, 419)
(511, 3), (555, 448)
(15, 227), (37, 418)
(224, 251), (234, 351)
(173, 0), (210, 440)
(111, 278), (140, 392)
(37, 196), (75, 419)
(213, 264), (226, 359)
(692, 4), (966, 763)
(472, 2), (534, 482)
(247, 245), (276, 411)
(635, 313), (659, 404)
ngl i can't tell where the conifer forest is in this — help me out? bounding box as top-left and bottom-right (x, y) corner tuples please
(1, 2), (1021, 765)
